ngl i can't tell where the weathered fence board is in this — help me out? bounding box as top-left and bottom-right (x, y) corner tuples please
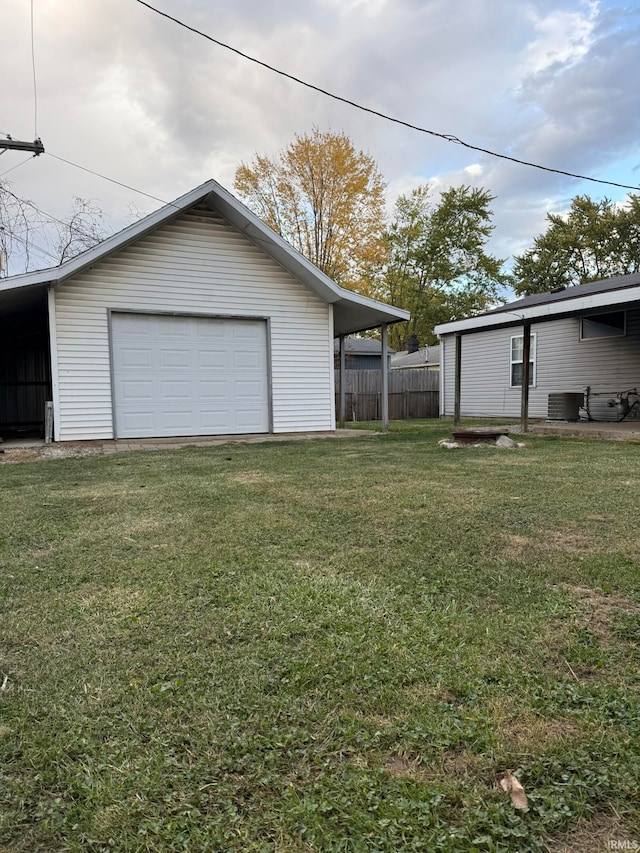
(335, 369), (439, 421)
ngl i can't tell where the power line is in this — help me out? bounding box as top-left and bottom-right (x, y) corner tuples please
(30, 0), (38, 138)
(0, 184), (100, 245)
(134, 0), (640, 193)
(0, 155), (35, 179)
(1, 228), (59, 266)
(46, 151), (176, 207)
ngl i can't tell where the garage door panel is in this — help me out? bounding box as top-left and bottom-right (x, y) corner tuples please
(234, 351), (263, 370)
(116, 346), (154, 369)
(159, 380), (194, 400)
(158, 320), (190, 339)
(120, 379), (154, 400)
(160, 348), (193, 369)
(200, 409), (233, 429)
(120, 411), (156, 434)
(112, 314), (269, 438)
(198, 349), (228, 369)
(235, 379), (263, 398)
(199, 379), (228, 400)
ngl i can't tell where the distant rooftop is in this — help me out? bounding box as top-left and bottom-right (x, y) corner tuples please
(391, 344), (440, 369)
(333, 337), (395, 355)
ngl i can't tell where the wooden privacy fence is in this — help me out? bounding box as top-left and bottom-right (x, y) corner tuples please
(335, 369), (439, 421)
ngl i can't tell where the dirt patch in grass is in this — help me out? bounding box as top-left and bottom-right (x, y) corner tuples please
(500, 715), (586, 750)
(502, 528), (602, 560)
(383, 749), (486, 783)
(546, 810), (637, 852)
(70, 584), (149, 616)
(561, 584), (639, 643)
(229, 471), (275, 486)
(404, 682), (461, 706)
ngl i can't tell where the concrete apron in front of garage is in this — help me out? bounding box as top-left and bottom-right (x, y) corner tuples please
(0, 429), (377, 462)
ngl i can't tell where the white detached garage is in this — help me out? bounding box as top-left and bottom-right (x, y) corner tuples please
(0, 180), (408, 442)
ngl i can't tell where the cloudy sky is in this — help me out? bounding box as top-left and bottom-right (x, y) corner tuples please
(2, 0), (639, 276)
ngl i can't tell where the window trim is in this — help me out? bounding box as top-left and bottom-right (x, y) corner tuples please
(579, 310), (626, 341)
(510, 332), (537, 388)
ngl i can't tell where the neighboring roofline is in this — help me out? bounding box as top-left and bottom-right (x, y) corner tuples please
(0, 179), (409, 335)
(435, 276), (640, 336)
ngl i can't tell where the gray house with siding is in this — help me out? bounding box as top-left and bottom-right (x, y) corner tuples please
(435, 274), (640, 422)
(332, 337), (394, 370)
(0, 180), (408, 442)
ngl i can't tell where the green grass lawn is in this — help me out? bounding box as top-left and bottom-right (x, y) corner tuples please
(1, 421), (639, 852)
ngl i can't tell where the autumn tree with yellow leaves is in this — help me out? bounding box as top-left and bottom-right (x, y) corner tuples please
(234, 128), (387, 296)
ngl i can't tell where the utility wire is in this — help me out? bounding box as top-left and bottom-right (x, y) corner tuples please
(0, 184), (101, 246)
(134, 0), (640, 193)
(46, 151), (177, 207)
(0, 155), (36, 179)
(30, 0), (38, 137)
(2, 229), (59, 266)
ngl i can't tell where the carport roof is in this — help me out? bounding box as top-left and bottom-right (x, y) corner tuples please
(0, 179), (408, 337)
(435, 272), (640, 336)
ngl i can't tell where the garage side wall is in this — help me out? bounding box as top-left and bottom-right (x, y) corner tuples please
(441, 309), (640, 418)
(53, 208), (333, 440)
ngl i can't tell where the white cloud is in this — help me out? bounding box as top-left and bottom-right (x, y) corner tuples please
(522, 2), (598, 73)
(1, 0), (638, 276)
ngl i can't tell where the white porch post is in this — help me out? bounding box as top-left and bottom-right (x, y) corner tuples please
(520, 321), (531, 433)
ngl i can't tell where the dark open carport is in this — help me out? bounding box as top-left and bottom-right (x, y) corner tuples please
(0, 285), (51, 439)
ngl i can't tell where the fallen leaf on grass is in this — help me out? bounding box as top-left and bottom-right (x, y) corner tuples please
(500, 770), (529, 810)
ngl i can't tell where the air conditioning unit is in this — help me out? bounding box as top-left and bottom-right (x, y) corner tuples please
(548, 393), (584, 421)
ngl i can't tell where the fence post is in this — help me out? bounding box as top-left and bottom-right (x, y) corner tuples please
(338, 335), (346, 428)
(381, 324), (389, 432)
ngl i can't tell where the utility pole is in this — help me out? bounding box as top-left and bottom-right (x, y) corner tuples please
(0, 136), (44, 155)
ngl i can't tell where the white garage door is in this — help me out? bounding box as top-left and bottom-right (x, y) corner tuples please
(111, 313), (269, 438)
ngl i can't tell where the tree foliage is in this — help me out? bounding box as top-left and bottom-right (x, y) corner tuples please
(0, 181), (106, 275)
(55, 197), (105, 264)
(234, 128), (387, 295)
(0, 180), (36, 274)
(512, 194), (640, 296)
(382, 184), (506, 348)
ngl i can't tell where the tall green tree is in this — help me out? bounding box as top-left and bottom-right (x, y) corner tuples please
(512, 194), (640, 296)
(234, 128), (387, 296)
(382, 184), (506, 348)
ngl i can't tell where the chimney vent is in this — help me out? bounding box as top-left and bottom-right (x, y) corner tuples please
(407, 334), (419, 354)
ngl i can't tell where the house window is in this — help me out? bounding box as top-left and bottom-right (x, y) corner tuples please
(580, 311), (626, 340)
(510, 334), (536, 387)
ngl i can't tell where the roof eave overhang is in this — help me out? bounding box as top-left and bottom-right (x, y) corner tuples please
(435, 285), (640, 336)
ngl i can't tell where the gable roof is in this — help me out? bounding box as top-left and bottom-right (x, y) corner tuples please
(0, 179), (409, 337)
(435, 272), (640, 336)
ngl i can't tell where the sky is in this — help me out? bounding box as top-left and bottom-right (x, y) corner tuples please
(1, 0), (639, 278)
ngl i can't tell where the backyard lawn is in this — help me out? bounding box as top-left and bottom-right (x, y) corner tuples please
(0, 421), (638, 852)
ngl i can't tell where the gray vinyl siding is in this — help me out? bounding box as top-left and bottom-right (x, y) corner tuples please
(441, 309), (640, 418)
(52, 207), (333, 441)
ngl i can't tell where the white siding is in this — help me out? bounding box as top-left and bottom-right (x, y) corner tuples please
(441, 309), (640, 418)
(53, 207), (333, 440)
